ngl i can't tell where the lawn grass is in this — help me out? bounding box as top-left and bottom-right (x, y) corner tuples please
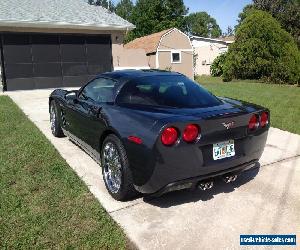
(0, 96), (126, 249)
(196, 75), (300, 135)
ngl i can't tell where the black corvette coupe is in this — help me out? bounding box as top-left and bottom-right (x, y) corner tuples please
(49, 70), (269, 200)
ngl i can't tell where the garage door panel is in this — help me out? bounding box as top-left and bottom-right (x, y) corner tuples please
(86, 36), (110, 44)
(62, 62), (88, 76)
(1, 33), (112, 90)
(63, 76), (88, 87)
(6, 78), (35, 91)
(5, 63), (34, 79)
(60, 45), (86, 62)
(3, 35), (32, 63)
(87, 64), (110, 75)
(86, 45), (112, 63)
(3, 46), (32, 63)
(31, 35), (60, 63)
(86, 75), (97, 82)
(60, 36), (86, 62)
(86, 36), (111, 63)
(33, 63), (62, 77)
(33, 77), (63, 89)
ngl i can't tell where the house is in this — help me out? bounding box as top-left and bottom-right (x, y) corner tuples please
(125, 28), (194, 79)
(191, 36), (234, 76)
(0, 0), (141, 91)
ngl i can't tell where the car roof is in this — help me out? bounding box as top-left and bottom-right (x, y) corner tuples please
(98, 69), (183, 82)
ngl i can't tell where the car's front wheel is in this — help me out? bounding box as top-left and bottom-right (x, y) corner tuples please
(49, 100), (64, 138)
(101, 134), (137, 201)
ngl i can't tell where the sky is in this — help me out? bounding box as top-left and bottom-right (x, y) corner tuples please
(115, 0), (253, 33)
(184, 0), (252, 32)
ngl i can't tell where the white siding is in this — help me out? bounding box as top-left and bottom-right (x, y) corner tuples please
(192, 38), (230, 76)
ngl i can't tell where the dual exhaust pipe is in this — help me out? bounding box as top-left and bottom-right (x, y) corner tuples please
(222, 174), (238, 184)
(198, 180), (214, 191)
(198, 173), (238, 191)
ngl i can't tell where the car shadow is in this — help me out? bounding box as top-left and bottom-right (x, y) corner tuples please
(143, 163), (260, 208)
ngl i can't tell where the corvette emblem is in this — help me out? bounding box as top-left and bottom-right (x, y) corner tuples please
(222, 121), (235, 130)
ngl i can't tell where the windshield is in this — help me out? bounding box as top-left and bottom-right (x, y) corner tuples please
(117, 75), (222, 108)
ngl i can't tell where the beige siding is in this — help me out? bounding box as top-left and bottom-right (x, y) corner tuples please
(158, 29), (192, 50)
(158, 51), (194, 79)
(156, 29), (194, 79)
(114, 48), (149, 69)
(147, 54), (156, 68)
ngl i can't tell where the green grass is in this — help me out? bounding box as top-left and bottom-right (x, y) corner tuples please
(0, 96), (126, 249)
(196, 76), (300, 135)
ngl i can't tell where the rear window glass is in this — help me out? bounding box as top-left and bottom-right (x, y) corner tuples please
(117, 75), (221, 108)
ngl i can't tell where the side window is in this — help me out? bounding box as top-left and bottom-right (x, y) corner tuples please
(117, 82), (158, 106)
(159, 82), (187, 95)
(171, 51), (181, 63)
(79, 78), (116, 103)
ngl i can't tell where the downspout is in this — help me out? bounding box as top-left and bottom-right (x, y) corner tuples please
(156, 49), (159, 69)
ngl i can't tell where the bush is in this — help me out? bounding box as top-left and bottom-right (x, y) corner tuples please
(223, 10), (300, 84)
(210, 52), (227, 77)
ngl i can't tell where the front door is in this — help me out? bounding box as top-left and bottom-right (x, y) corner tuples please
(68, 77), (117, 151)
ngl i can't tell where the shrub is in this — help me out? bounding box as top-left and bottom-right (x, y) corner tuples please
(223, 10), (300, 84)
(210, 52), (227, 77)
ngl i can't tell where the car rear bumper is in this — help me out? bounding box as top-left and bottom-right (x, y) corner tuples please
(150, 159), (258, 197)
(134, 130), (268, 194)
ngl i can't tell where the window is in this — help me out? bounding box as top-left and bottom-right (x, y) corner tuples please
(79, 77), (117, 103)
(171, 51), (181, 63)
(117, 75), (221, 108)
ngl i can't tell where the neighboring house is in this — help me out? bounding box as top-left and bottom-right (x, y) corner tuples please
(0, 0), (140, 91)
(125, 28), (194, 79)
(191, 36), (234, 76)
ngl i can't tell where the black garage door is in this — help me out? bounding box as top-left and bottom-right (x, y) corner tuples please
(0, 33), (112, 91)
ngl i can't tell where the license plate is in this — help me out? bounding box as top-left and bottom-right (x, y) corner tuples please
(213, 140), (235, 160)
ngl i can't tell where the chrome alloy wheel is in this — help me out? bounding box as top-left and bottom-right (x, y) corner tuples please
(50, 105), (56, 134)
(103, 142), (122, 193)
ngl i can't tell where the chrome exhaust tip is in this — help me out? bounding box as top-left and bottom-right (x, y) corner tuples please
(198, 180), (214, 191)
(223, 174), (238, 183)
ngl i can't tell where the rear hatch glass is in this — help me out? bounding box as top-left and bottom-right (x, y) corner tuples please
(117, 75), (222, 108)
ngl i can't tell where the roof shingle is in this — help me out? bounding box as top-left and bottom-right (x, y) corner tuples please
(0, 0), (134, 30)
(124, 29), (173, 54)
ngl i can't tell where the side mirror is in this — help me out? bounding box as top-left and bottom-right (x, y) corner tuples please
(65, 90), (79, 104)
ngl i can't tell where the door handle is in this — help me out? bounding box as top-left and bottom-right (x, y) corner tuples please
(89, 105), (102, 117)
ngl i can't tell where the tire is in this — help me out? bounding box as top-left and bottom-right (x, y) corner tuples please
(101, 134), (138, 201)
(49, 100), (64, 138)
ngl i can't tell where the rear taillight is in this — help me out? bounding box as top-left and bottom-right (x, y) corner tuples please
(260, 112), (269, 127)
(248, 114), (259, 130)
(161, 127), (178, 146)
(183, 124), (200, 142)
(128, 136), (142, 144)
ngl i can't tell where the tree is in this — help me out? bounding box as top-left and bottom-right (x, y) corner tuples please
(235, 4), (255, 30)
(115, 0), (134, 22)
(88, 0), (115, 12)
(224, 26), (234, 36)
(253, 0), (300, 47)
(184, 12), (222, 38)
(236, 1), (300, 47)
(223, 10), (300, 84)
(210, 53), (227, 77)
(127, 0), (188, 41)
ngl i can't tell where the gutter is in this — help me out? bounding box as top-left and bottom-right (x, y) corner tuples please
(0, 20), (135, 31)
(190, 35), (233, 45)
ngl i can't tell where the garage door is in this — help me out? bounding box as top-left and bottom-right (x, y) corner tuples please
(0, 33), (112, 91)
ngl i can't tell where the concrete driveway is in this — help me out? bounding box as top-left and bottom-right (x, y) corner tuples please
(7, 89), (300, 249)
